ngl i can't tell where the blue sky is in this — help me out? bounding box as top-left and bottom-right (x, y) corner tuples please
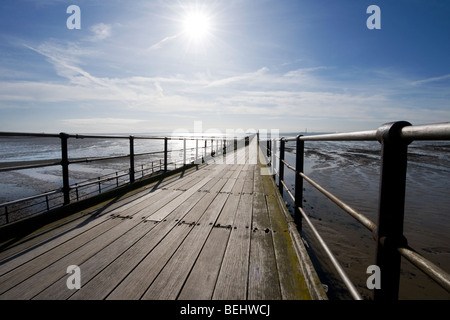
(0, 0), (449, 134)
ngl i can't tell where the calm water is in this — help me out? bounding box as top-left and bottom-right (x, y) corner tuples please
(0, 135), (215, 203)
(0, 135), (449, 299)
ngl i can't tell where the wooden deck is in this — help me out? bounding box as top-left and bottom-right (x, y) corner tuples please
(0, 138), (325, 300)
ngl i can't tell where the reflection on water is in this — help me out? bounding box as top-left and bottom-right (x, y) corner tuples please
(281, 139), (450, 300)
(0, 137), (207, 202)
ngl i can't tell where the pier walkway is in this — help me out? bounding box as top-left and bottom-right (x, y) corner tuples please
(0, 137), (325, 300)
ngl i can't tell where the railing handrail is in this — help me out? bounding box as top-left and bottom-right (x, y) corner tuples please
(263, 121), (450, 300)
(0, 131), (253, 140)
(0, 132), (250, 224)
(282, 121), (450, 142)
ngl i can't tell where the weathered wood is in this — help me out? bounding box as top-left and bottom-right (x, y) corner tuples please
(266, 193), (312, 300)
(178, 228), (231, 300)
(248, 191), (282, 300)
(141, 193), (229, 300)
(176, 192), (241, 300)
(0, 137), (323, 300)
(212, 193), (253, 300)
(146, 177), (211, 222)
(69, 190), (209, 300)
(0, 189), (182, 299)
(34, 219), (155, 300)
(105, 182), (226, 300)
(0, 188), (162, 264)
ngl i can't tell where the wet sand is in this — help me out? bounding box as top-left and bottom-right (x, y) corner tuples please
(282, 141), (450, 300)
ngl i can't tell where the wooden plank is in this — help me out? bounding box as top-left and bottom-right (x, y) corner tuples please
(258, 159), (312, 299)
(0, 216), (120, 296)
(105, 223), (194, 300)
(178, 193), (241, 299)
(33, 219), (156, 300)
(0, 189), (183, 299)
(69, 189), (209, 300)
(167, 164), (222, 191)
(212, 193), (253, 300)
(141, 193), (230, 300)
(0, 188), (164, 274)
(104, 186), (225, 300)
(247, 191), (281, 300)
(0, 187), (162, 263)
(177, 228), (230, 300)
(145, 177), (211, 222)
(266, 193), (312, 300)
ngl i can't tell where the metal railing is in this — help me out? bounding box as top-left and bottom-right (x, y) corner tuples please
(262, 121), (450, 300)
(0, 132), (250, 225)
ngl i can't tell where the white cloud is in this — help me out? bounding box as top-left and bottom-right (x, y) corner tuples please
(3, 42), (449, 133)
(60, 118), (151, 133)
(88, 23), (112, 41)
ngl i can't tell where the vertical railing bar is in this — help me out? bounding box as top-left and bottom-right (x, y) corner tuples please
(45, 194), (50, 211)
(294, 135), (304, 229)
(374, 121), (412, 301)
(278, 138), (285, 196)
(183, 138), (186, 165)
(129, 135), (135, 183)
(60, 132), (70, 205)
(164, 137), (168, 171)
(196, 139), (199, 163)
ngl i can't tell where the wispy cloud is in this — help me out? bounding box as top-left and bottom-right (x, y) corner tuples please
(412, 73), (450, 85)
(148, 33), (181, 50)
(205, 67), (269, 87)
(3, 40), (449, 132)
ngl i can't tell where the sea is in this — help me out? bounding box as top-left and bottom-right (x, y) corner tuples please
(0, 133), (449, 300)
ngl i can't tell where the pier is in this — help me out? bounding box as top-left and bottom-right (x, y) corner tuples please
(0, 121), (449, 300)
(0, 136), (325, 300)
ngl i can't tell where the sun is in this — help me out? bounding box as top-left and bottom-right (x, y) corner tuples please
(181, 10), (212, 43)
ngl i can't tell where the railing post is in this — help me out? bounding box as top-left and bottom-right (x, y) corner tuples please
(294, 135), (304, 229)
(271, 139), (276, 179)
(183, 138), (187, 165)
(278, 138), (285, 196)
(211, 139), (214, 157)
(196, 139), (199, 163)
(60, 132), (70, 205)
(374, 121), (412, 301)
(129, 136), (135, 183)
(164, 137), (168, 171)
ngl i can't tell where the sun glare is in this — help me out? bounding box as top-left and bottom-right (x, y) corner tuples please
(182, 11), (211, 43)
